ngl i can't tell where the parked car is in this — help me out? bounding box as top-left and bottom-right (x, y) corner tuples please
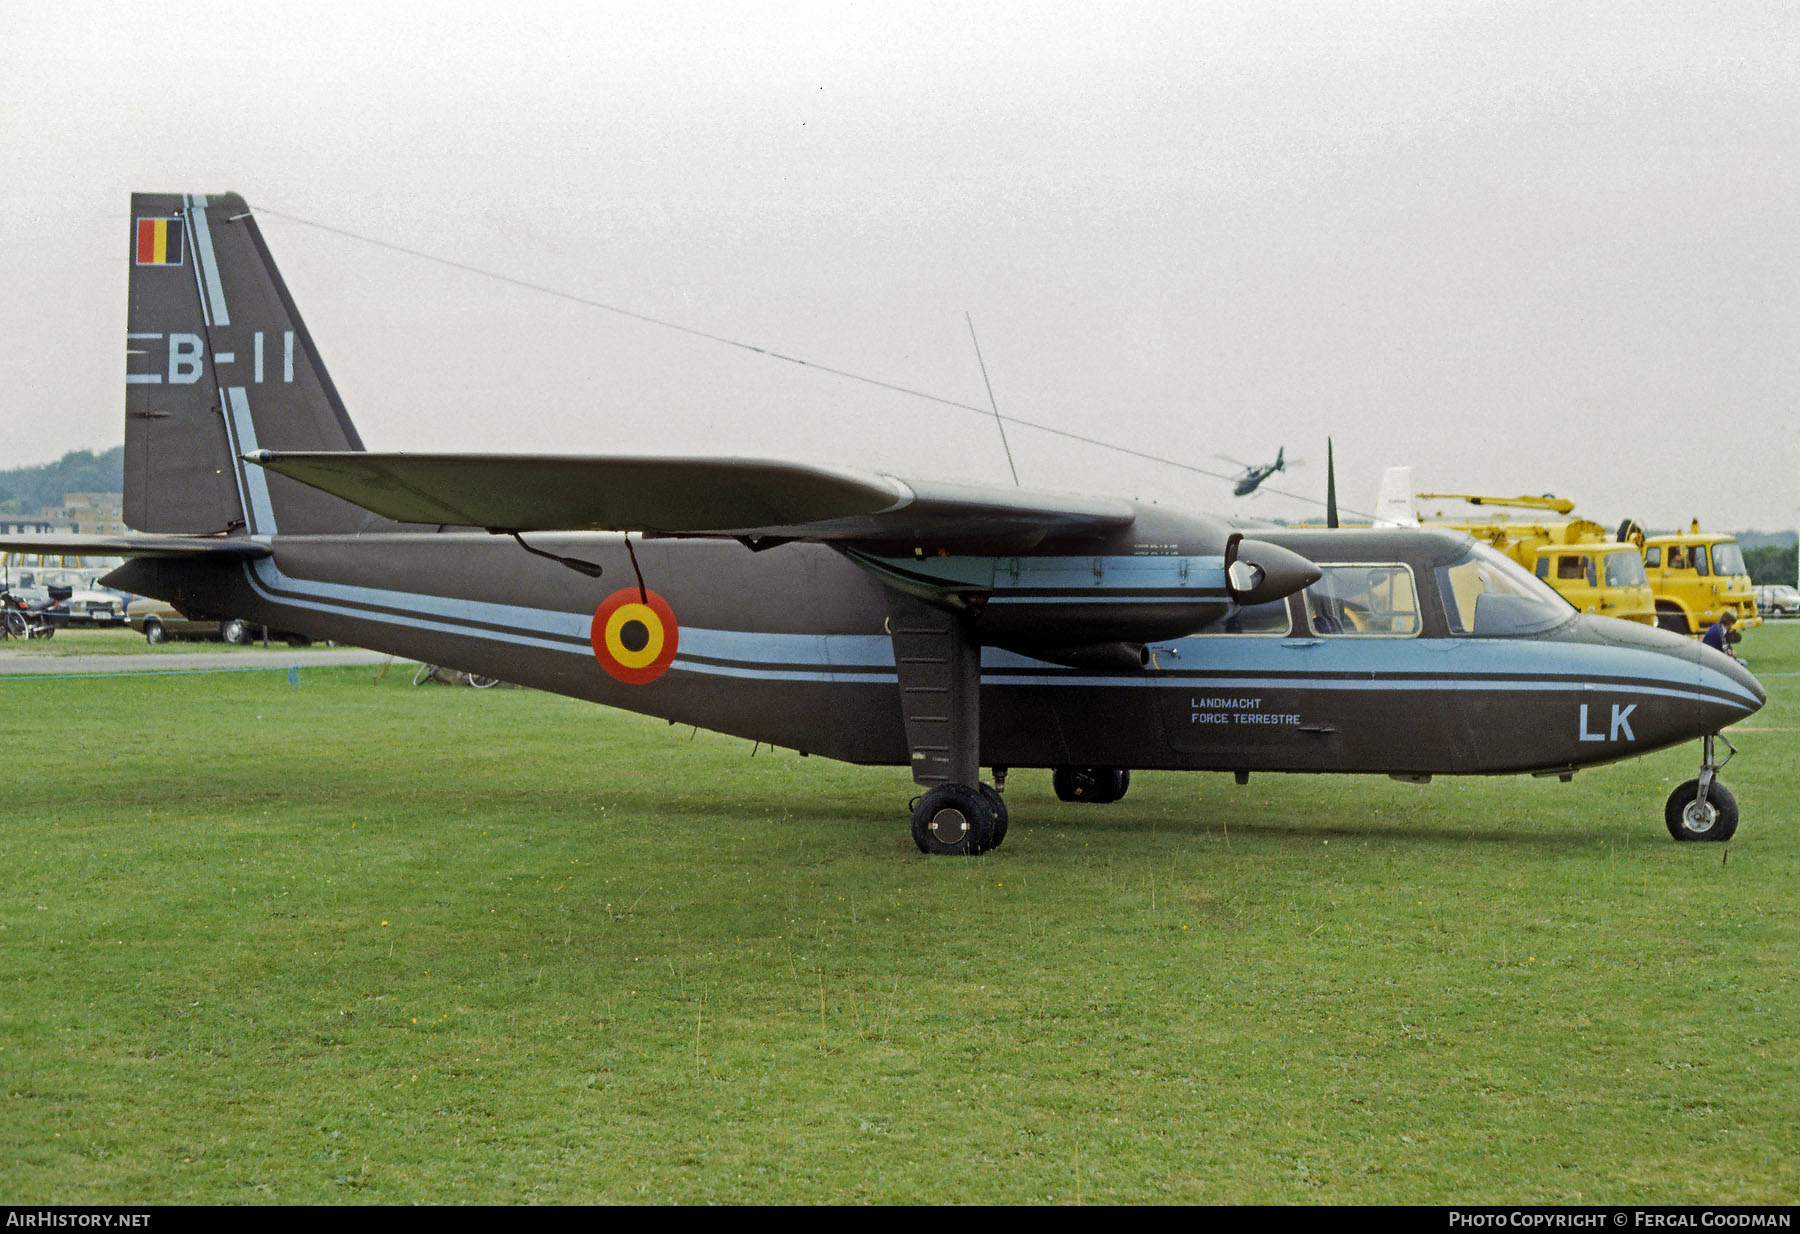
(1755, 584), (1800, 617)
(127, 598), (312, 646)
(4, 561), (129, 627)
(7, 581), (127, 627)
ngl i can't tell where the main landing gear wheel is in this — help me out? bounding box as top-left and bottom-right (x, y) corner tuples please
(1665, 779), (1738, 842)
(911, 784), (1002, 856)
(1052, 766), (1131, 804)
(979, 783), (1009, 849)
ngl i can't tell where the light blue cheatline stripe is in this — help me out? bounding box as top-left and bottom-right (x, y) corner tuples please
(1155, 634), (1763, 709)
(225, 389), (277, 535)
(677, 662), (897, 685)
(246, 557), (591, 654)
(238, 560), (1754, 707)
(184, 193), (231, 327)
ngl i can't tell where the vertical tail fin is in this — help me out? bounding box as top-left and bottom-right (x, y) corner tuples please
(1372, 465), (1420, 528)
(125, 192), (371, 535)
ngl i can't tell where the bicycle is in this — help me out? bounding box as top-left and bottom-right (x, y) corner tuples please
(0, 590), (55, 640)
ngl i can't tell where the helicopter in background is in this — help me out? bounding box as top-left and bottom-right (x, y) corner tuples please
(1219, 447), (1298, 497)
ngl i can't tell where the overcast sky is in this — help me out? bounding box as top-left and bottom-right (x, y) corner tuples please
(2, 1), (1795, 531)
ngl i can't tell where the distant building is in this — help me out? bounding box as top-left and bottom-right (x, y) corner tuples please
(45, 492), (125, 535)
(0, 516), (67, 535)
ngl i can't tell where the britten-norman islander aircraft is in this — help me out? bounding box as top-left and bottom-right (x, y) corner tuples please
(2, 193), (1765, 854)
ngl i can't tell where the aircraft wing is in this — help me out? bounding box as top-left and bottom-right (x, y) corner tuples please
(246, 452), (1138, 546)
(0, 533), (270, 559)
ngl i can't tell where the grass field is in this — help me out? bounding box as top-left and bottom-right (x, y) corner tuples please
(2, 625), (1796, 1204)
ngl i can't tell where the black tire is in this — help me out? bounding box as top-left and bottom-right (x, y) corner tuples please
(1655, 606), (1689, 635)
(1053, 766), (1091, 802)
(220, 619), (250, 645)
(1052, 765), (1131, 804)
(1664, 779), (1739, 842)
(978, 783), (1009, 850)
(2, 609), (27, 638)
(910, 784), (996, 856)
(285, 634), (313, 648)
(144, 619), (168, 645)
(1616, 518), (1644, 546)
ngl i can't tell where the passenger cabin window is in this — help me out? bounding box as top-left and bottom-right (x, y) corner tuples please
(1193, 598), (1291, 636)
(1303, 565), (1420, 637)
(1437, 545), (1574, 636)
(1667, 547), (1689, 570)
(1644, 547), (1661, 568)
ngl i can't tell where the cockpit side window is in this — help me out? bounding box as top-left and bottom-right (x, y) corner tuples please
(1303, 564), (1421, 637)
(1193, 597), (1292, 636)
(1553, 554), (1592, 582)
(1436, 546), (1574, 636)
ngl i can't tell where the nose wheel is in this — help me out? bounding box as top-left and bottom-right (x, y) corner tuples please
(1665, 733), (1739, 842)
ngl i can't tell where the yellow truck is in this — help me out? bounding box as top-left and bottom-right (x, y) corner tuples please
(1416, 494), (1658, 625)
(1640, 521), (1760, 635)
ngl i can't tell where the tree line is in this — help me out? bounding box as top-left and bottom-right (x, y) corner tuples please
(1744, 542), (1799, 587)
(0, 447), (125, 516)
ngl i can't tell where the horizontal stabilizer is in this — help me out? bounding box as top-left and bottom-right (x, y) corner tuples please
(0, 533), (270, 560)
(246, 452), (1137, 547)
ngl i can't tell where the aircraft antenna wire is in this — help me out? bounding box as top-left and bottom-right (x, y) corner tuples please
(965, 312), (1020, 487)
(253, 206), (1370, 519)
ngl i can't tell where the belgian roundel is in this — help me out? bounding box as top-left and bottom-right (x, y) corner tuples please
(590, 587), (679, 684)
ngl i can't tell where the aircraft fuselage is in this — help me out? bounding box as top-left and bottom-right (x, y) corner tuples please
(109, 525), (1761, 781)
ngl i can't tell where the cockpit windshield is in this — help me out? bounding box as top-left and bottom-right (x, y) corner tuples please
(1602, 549), (1647, 588)
(1437, 545), (1574, 636)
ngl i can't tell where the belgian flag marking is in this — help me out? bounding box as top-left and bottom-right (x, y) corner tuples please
(134, 217), (185, 266)
(590, 587), (679, 684)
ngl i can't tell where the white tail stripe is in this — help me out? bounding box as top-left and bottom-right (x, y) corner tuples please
(184, 194), (231, 328)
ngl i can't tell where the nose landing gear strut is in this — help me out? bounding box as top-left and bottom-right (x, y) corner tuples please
(1665, 733), (1739, 842)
